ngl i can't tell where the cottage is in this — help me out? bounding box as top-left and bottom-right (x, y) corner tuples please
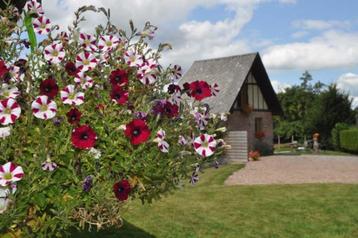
(181, 53), (282, 161)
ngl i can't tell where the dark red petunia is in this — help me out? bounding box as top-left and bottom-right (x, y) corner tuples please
(65, 61), (79, 77)
(66, 108), (82, 125)
(167, 84), (181, 94)
(110, 86), (129, 105)
(40, 77), (59, 99)
(124, 119), (151, 145)
(188, 80), (212, 101)
(71, 125), (97, 149)
(152, 100), (179, 118)
(109, 69), (129, 87)
(0, 60), (9, 79)
(113, 179), (131, 201)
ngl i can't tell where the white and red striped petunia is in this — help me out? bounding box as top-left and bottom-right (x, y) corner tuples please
(44, 42), (65, 64)
(42, 159), (57, 171)
(6, 65), (21, 82)
(33, 16), (51, 35)
(79, 33), (97, 51)
(74, 71), (94, 90)
(60, 85), (85, 106)
(153, 129), (169, 153)
(75, 52), (98, 72)
(211, 83), (220, 96)
(178, 135), (188, 145)
(125, 50), (144, 68)
(0, 98), (21, 125)
(193, 134), (217, 157)
(98, 35), (120, 52)
(25, 0), (44, 16)
(0, 162), (24, 186)
(31, 95), (57, 120)
(156, 129), (166, 140)
(0, 84), (19, 99)
(171, 65), (182, 81)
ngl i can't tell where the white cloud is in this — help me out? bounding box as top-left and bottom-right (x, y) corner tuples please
(336, 73), (358, 108)
(278, 0), (297, 4)
(291, 30), (309, 39)
(270, 80), (291, 93)
(292, 19), (350, 31)
(262, 31), (358, 70)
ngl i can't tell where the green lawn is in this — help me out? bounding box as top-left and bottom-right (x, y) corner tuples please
(73, 164), (358, 238)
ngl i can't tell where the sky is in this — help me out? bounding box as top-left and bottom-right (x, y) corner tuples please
(42, 0), (358, 107)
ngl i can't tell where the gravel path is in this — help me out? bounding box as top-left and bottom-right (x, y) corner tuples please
(225, 155), (358, 185)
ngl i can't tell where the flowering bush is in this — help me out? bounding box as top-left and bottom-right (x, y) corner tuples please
(0, 2), (226, 236)
(255, 131), (265, 140)
(248, 150), (260, 161)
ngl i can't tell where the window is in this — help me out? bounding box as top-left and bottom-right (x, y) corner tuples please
(255, 117), (263, 133)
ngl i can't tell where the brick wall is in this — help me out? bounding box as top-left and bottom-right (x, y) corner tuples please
(227, 111), (274, 151)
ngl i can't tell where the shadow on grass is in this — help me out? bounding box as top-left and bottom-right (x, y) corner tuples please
(70, 220), (155, 238)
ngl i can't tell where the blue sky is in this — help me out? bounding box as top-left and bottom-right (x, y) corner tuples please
(43, 0), (358, 105)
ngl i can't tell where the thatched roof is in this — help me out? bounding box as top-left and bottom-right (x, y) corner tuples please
(180, 52), (282, 115)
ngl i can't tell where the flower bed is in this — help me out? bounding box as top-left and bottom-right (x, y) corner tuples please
(0, 2), (226, 236)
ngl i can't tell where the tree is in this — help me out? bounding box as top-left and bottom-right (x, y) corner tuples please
(299, 70), (313, 90)
(306, 84), (355, 147)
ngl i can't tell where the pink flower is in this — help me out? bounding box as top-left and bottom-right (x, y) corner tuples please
(171, 65), (182, 81)
(98, 35), (120, 52)
(125, 50), (144, 68)
(153, 129), (169, 153)
(0, 162), (24, 186)
(25, 0), (44, 16)
(44, 42), (65, 64)
(31, 95), (57, 120)
(79, 33), (97, 51)
(74, 71), (94, 90)
(60, 85), (85, 106)
(42, 159), (57, 171)
(76, 52), (98, 72)
(193, 134), (217, 157)
(178, 135), (188, 145)
(0, 98), (21, 125)
(33, 16), (51, 35)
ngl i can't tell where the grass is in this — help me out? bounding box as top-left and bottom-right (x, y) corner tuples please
(73, 164), (358, 238)
(274, 144), (354, 156)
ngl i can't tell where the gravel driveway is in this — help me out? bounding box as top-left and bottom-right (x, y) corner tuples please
(225, 155), (358, 185)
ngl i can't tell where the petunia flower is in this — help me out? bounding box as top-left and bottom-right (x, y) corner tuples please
(113, 179), (131, 201)
(32, 16), (51, 35)
(0, 126), (10, 139)
(59, 31), (69, 44)
(125, 50), (144, 68)
(5, 66), (21, 82)
(211, 83), (220, 96)
(25, 0), (44, 16)
(137, 60), (158, 85)
(39, 78), (59, 99)
(109, 69), (128, 87)
(79, 33), (97, 51)
(137, 71), (157, 85)
(66, 108), (82, 125)
(75, 52), (98, 72)
(171, 65), (182, 81)
(188, 80), (212, 101)
(31, 95), (57, 120)
(0, 162), (24, 186)
(0, 98), (21, 125)
(60, 85), (85, 106)
(71, 125), (97, 150)
(41, 158), (57, 171)
(178, 135), (188, 145)
(110, 86), (128, 105)
(44, 42), (65, 64)
(191, 108), (209, 130)
(134, 111), (148, 121)
(193, 134), (217, 157)
(74, 71), (94, 90)
(152, 100), (179, 118)
(65, 61), (79, 77)
(88, 148), (101, 159)
(124, 119), (151, 145)
(153, 129), (169, 153)
(0, 84), (19, 99)
(82, 175), (93, 192)
(0, 60), (9, 79)
(0, 187), (10, 214)
(98, 35), (120, 52)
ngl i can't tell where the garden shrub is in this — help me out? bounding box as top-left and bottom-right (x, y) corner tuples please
(331, 122), (350, 150)
(340, 128), (358, 153)
(0, 2), (226, 236)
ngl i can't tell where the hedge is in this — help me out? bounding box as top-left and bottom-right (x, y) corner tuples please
(340, 128), (358, 153)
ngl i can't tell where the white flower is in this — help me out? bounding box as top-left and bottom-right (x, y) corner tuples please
(178, 135), (188, 145)
(60, 85), (85, 106)
(0, 187), (10, 214)
(0, 162), (24, 186)
(98, 35), (120, 52)
(0, 98), (21, 125)
(0, 127), (11, 139)
(25, 0), (44, 16)
(193, 134), (217, 157)
(74, 72), (94, 90)
(125, 50), (144, 68)
(31, 95), (57, 120)
(32, 16), (51, 35)
(76, 52), (98, 72)
(41, 158), (57, 171)
(79, 33), (97, 51)
(0, 84), (19, 99)
(89, 148), (102, 159)
(153, 129), (169, 153)
(220, 113), (228, 121)
(44, 42), (65, 64)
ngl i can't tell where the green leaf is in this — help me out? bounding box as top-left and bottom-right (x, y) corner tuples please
(24, 14), (37, 52)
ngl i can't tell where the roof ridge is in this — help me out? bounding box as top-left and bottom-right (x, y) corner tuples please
(193, 52), (258, 63)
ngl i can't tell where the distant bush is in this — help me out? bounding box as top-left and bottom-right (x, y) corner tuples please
(253, 140), (273, 156)
(340, 128), (358, 153)
(331, 123), (350, 150)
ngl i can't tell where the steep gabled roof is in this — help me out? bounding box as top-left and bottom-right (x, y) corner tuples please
(180, 52), (282, 115)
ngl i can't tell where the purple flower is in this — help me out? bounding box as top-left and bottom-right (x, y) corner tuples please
(83, 175), (93, 192)
(134, 111), (148, 121)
